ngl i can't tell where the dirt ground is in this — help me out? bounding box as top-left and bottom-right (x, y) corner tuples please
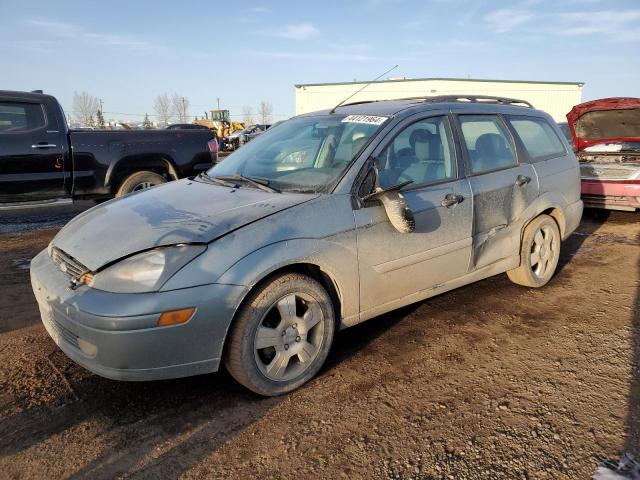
(0, 208), (638, 479)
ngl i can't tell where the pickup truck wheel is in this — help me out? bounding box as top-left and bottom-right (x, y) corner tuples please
(224, 273), (335, 396)
(507, 214), (561, 288)
(116, 171), (166, 197)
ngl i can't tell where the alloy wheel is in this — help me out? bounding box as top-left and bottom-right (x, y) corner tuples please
(253, 293), (325, 382)
(132, 181), (154, 192)
(530, 225), (556, 278)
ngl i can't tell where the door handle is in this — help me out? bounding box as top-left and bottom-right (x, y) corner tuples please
(516, 175), (531, 186)
(441, 193), (464, 208)
(31, 143), (57, 149)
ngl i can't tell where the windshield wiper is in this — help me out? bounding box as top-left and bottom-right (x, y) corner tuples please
(196, 172), (237, 188)
(214, 175), (281, 193)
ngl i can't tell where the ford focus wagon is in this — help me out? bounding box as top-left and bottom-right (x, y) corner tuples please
(31, 96), (583, 396)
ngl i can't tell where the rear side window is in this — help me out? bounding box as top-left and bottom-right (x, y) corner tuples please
(0, 102), (46, 133)
(458, 115), (517, 174)
(508, 117), (566, 162)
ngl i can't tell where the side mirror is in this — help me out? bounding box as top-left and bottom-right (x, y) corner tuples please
(362, 160), (416, 233)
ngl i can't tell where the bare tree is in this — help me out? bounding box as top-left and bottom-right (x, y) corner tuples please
(257, 101), (273, 124)
(96, 109), (106, 128)
(153, 93), (173, 125)
(171, 93), (189, 123)
(72, 91), (99, 127)
(242, 105), (254, 125)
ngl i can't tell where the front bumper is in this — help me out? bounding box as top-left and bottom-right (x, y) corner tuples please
(30, 249), (245, 381)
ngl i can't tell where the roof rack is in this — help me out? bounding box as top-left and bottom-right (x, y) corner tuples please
(336, 95), (534, 110)
(424, 95), (533, 108)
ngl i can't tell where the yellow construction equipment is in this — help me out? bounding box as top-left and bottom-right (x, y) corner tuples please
(193, 109), (244, 140)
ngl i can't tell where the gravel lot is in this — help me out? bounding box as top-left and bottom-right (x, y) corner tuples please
(0, 206), (638, 479)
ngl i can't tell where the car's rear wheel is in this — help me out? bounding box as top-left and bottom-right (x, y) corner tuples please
(507, 214), (561, 288)
(224, 273), (335, 396)
(115, 171), (166, 197)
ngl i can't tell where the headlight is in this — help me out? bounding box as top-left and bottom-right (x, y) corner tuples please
(88, 245), (206, 293)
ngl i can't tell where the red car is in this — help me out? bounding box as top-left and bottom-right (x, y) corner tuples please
(567, 97), (640, 211)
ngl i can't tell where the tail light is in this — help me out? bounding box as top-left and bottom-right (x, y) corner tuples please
(207, 138), (218, 154)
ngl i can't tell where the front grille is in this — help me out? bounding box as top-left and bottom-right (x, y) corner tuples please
(51, 247), (90, 279)
(41, 307), (80, 349)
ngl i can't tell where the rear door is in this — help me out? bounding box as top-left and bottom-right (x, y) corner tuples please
(505, 115), (580, 210)
(455, 114), (539, 270)
(0, 98), (68, 203)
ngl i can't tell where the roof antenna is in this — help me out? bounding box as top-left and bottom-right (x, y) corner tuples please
(329, 65), (398, 114)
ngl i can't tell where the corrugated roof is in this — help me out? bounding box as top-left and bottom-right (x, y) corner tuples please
(295, 77), (584, 88)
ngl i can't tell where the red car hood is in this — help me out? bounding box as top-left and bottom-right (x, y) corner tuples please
(566, 97), (640, 151)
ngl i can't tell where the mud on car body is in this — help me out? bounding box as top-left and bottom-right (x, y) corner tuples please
(31, 95), (583, 396)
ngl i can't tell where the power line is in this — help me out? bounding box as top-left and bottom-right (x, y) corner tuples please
(66, 110), (292, 119)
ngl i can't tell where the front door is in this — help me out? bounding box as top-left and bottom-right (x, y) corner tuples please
(455, 114), (539, 269)
(0, 100), (67, 203)
(354, 114), (473, 318)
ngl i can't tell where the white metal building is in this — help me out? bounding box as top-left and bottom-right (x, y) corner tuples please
(294, 77), (584, 122)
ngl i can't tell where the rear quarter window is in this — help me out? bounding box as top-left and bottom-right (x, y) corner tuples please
(0, 102), (46, 133)
(507, 116), (566, 162)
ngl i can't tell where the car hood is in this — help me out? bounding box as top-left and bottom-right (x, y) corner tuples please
(567, 97), (640, 151)
(52, 179), (317, 271)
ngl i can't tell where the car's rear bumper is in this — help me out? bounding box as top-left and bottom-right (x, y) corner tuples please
(581, 179), (640, 211)
(30, 249), (244, 381)
(563, 199), (584, 239)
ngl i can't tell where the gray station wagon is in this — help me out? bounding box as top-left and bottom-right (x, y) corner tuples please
(30, 95), (583, 396)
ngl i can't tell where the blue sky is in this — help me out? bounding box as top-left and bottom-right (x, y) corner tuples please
(1, 0), (638, 123)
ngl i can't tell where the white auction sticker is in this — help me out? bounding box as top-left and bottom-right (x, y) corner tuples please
(341, 115), (388, 125)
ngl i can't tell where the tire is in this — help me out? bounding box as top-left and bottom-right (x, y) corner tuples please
(224, 273), (336, 396)
(115, 171), (167, 197)
(507, 214), (561, 288)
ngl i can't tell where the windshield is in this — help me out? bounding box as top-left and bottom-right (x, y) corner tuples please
(205, 114), (387, 193)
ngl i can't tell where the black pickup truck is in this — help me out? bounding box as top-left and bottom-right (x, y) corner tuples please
(0, 90), (218, 205)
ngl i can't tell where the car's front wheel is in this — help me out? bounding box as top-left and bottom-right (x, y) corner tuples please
(507, 214), (561, 288)
(224, 273), (335, 396)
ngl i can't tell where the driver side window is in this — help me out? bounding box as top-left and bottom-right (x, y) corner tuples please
(377, 116), (457, 189)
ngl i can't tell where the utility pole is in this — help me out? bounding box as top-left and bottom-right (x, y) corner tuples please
(99, 98), (104, 113)
(217, 97), (220, 110)
(182, 97), (186, 120)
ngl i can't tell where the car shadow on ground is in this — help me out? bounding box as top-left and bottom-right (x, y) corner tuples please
(1, 363), (276, 478)
(624, 225), (640, 458)
(0, 304), (420, 479)
(72, 306), (421, 479)
(555, 208), (610, 276)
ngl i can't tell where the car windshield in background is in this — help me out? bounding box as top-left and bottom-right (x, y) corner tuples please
(205, 114), (387, 193)
(557, 122), (574, 146)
